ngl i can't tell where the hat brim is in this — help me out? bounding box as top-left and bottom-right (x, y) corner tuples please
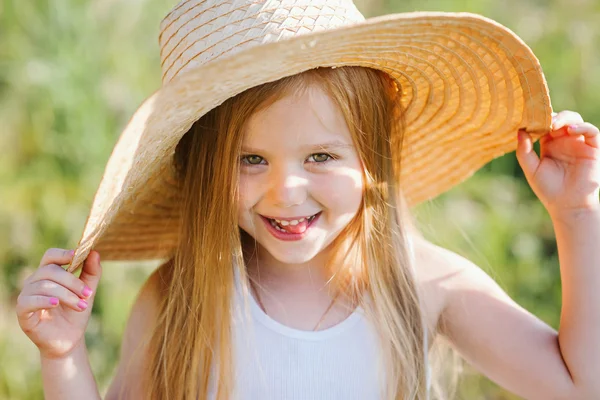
(68, 11), (552, 272)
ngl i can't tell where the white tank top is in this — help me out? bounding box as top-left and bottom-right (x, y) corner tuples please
(226, 270), (386, 399)
(210, 236), (430, 399)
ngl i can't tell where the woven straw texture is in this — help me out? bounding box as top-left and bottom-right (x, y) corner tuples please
(68, 0), (552, 272)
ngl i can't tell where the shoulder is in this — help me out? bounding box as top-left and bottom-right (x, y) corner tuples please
(410, 237), (486, 335)
(104, 259), (172, 399)
(412, 237), (482, 289)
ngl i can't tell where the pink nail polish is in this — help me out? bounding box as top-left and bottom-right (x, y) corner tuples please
(82, 286), (93, 297)
(50, 297), (59, 306)
(78, 299), (88, 310)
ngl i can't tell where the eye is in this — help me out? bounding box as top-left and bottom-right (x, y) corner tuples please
(308, 153), (336, 163)
(240, 155), (264, 165)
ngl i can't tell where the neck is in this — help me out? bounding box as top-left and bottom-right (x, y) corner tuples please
(241, 236), (359, 330)
(243, 240), (334, 294)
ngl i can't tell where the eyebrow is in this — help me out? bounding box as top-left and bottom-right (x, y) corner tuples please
(241, 140), (354, 153)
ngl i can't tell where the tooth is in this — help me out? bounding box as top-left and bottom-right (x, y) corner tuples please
(280, 220), (289, 226)
(299, 218), (305, 222)
(289, 220), (299, 226)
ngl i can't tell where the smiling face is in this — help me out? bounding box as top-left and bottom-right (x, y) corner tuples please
(237, 83), (364, 265)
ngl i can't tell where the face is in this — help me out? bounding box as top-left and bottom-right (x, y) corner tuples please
(237, 84), (364, 266)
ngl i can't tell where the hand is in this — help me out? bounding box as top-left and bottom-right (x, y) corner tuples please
(16, 248), (102, 360)
(516, 110), (600, 218)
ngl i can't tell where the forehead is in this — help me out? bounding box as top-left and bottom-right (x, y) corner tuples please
(242, 85), (353, 151)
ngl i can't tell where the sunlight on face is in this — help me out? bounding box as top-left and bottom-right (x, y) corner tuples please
(237, 84), (364, 265)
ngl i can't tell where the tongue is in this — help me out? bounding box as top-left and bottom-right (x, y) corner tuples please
(280, 219), (309, 234)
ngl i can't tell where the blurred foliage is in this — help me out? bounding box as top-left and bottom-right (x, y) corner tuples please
(0, 0), (598, 398)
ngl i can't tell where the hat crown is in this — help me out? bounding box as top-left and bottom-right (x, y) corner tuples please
(158, 0), (365, 83)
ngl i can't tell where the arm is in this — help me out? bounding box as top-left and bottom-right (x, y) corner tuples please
(40, 263), (163, 400)
(104, 263), (164, 400)
(552, 208), (600, 395)
(41, 341), (101, 400)
(425, 208), (600, 400)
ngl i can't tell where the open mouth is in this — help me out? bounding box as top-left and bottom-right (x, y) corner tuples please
(259, 211), (322, 238)
(265, 212), (319, 231)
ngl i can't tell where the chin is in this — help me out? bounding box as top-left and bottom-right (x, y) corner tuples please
(266, 246), (322, 265)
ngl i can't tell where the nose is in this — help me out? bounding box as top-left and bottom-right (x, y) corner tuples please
(266, 166), (308, 208)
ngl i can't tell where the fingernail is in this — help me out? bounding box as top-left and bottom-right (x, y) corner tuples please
(50, 297), (59, 306)
(68, 250), (75, 257)
(517, 131), (522, 141)
(82, 286), (93, 298)
(568, 124), (579, 131)
(78, 299), (88, 310)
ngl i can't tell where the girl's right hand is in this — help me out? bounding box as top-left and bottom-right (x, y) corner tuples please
(16, 248), (102, 360)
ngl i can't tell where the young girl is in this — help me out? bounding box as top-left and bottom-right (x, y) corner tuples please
(16, 1), (600, 399)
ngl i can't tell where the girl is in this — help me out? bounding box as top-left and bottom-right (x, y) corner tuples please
(16, 1), (600, 399)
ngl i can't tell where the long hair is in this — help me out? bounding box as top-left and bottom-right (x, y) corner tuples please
(135, 66), (456, 399)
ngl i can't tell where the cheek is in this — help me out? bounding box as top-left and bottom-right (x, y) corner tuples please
(314, 167), (363, 213)
(237, 177), (260, 231)
(237, 176), (260, 212)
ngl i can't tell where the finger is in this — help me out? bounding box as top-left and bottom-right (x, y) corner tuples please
(567, 122), (600, 149)
(548, 125), (569, 139)
(39, 248), (75, 268)
(516, 130), (540, 179)
(552, 110), (584, 131)
(16, 294), (60, 322)
(78, 251), (102, 297)
(24, 279), (88, 312)
(28, 263), (93, 300)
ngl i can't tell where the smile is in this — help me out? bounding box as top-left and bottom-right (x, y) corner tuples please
(259, 212), (322, 241)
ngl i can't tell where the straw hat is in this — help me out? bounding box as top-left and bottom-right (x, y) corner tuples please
(68, 0), (553, 272)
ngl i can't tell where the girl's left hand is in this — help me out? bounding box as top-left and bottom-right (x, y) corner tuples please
(516, 110), (600, 218)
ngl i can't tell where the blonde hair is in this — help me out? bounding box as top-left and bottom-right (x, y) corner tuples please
(135, 66), (456, 399)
